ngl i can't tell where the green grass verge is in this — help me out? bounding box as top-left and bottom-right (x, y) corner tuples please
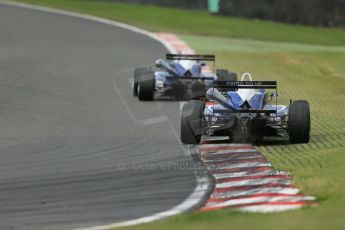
(122, 36), (345, 230)
(9, 0), (345, 46)
(6, 0), (345, 229)
(123, 36), (345, 230)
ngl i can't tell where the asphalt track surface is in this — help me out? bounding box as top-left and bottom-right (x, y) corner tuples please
(0, 4), (198, 230)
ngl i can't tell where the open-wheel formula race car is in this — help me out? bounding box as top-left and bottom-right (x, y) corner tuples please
(181, 73), (311, 144)
(132, 54), (237, 101)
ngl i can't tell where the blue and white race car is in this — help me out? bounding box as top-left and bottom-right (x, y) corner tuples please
(132, 54), (237, 101)
(181, 73), (311, 144)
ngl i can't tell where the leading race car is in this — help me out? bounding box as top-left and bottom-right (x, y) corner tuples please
(181, 73), (311, 144)
(132, 54), (237, 101)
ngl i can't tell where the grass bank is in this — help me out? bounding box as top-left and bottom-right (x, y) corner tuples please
(122, 36), (345, 230)
(132, 35), (345, 230)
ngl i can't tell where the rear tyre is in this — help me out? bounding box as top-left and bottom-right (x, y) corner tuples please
(138, 70), (155, 101)
(288, 100), (311, 143)
(133, 68), (148, 96)
(181, 100), (203, 144)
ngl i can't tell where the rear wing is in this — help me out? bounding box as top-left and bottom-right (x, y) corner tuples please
(166, 54), (215, 62)
(211, 81), (278, 114)
(213, 81), (277, 90)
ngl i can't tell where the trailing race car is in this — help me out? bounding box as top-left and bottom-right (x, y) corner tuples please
(132, 54), (237, 101)
(181, 73), (310, 144)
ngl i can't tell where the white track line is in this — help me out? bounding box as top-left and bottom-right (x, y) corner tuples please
(72, 176), (210, 230)
(0, 1), (212, 229)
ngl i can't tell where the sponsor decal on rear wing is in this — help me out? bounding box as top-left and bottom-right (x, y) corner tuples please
(166, 54), (216, 62)
(214, 81), (277, 89)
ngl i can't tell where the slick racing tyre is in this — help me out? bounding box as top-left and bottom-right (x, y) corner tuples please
(138, 69), (155, 101)
(133, 67), (148, 96)
(181, 100), (203, 144)
(288, 100), (311, 143)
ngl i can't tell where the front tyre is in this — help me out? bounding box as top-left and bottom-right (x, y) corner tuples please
(288, 100), (311, 143)
(181, 100), (203, 144)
